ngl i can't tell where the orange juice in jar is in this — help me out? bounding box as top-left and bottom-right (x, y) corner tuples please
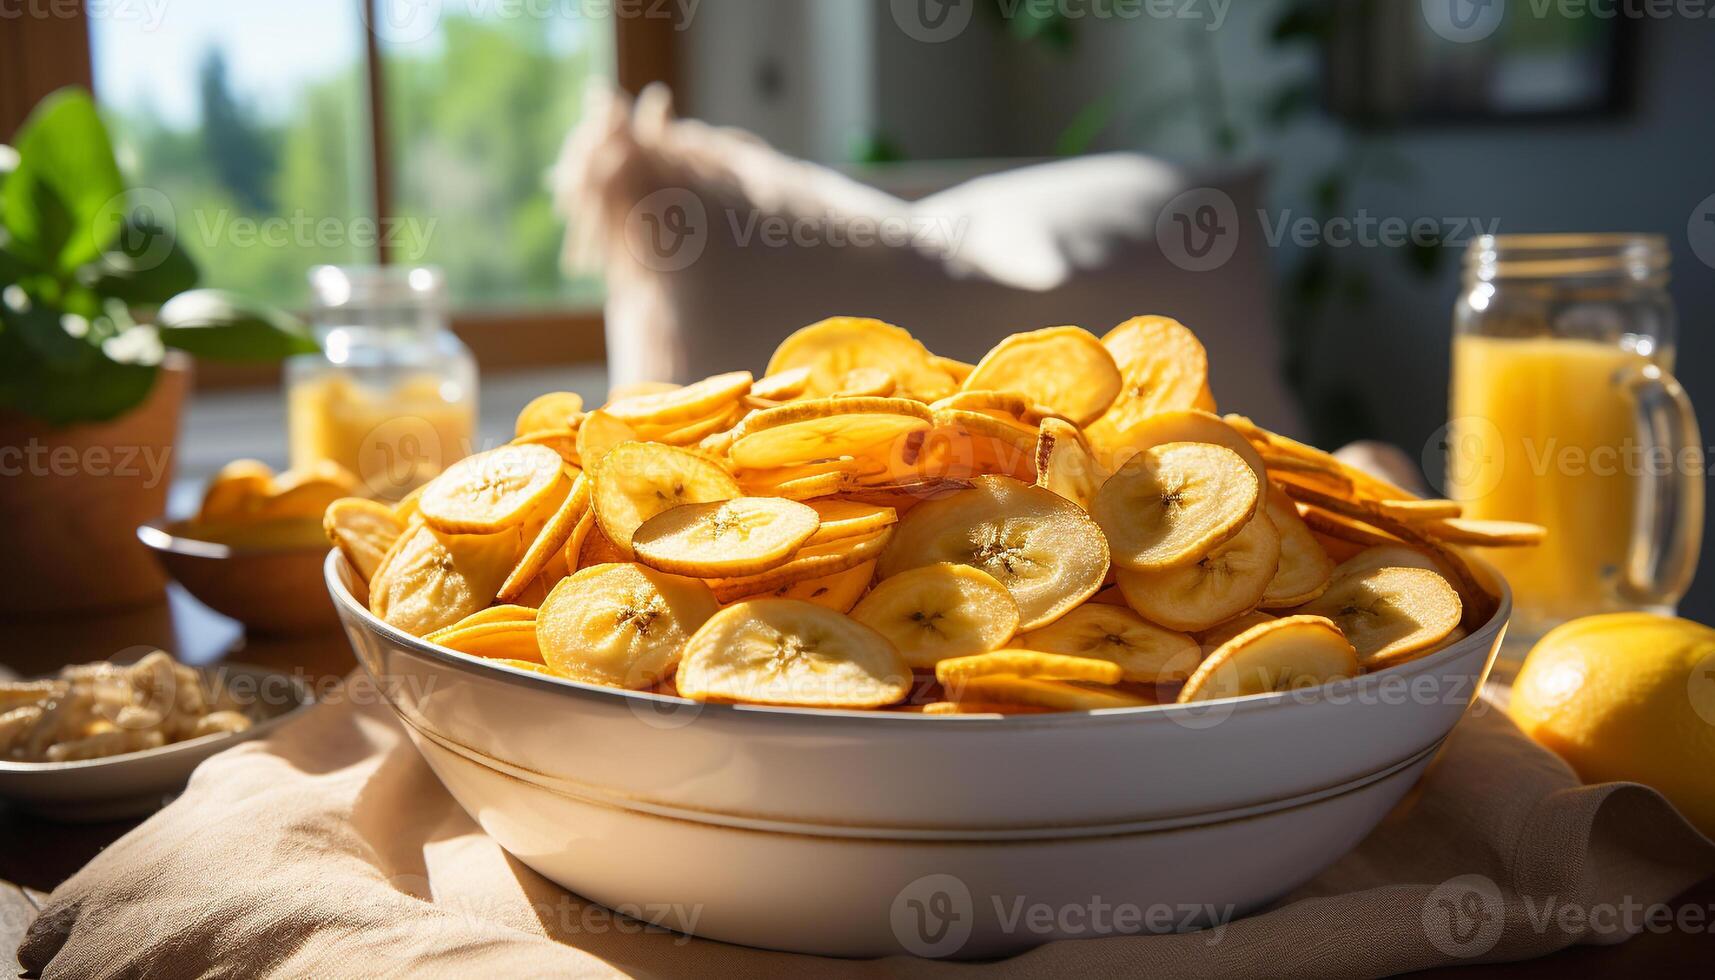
(1446, 236), (1702, 662)
(286, 266), (477, 500)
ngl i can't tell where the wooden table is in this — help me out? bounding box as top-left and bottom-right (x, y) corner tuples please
(3, 588), (1710, 977)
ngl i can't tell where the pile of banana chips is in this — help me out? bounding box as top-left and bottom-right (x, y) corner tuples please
(326, 317), (1543, 714)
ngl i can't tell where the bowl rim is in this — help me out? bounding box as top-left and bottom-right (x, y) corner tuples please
(0, 662), (316, 774)
(326, 549), (1510, 728)
(138, 516), (328, 560)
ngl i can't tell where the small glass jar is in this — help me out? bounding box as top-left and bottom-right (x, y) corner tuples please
(287, 266), (477, 500)
(1447, 235), (1703, 659)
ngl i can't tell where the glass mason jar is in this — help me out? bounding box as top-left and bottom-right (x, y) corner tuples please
(1447, 234), (1703, 657)
(287, 265), (477, 500)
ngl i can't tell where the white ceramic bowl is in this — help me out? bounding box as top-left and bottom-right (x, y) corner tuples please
(0, 663), (314, 821)
(327, 552), (1508, 957)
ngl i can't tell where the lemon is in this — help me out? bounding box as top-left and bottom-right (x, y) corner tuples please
(1510, 613), (1715, 838)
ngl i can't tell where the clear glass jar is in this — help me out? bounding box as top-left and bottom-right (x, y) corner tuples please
(287, 266), (477, 500)
(1447, 235), (1703, 661)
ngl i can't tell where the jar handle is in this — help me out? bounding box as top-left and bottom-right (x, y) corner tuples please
(1615, 362), (1704, 608)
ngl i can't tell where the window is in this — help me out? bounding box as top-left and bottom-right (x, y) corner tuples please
(3, 1), (678, 366)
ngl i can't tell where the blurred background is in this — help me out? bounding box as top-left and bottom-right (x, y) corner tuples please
(4, 0), (1712, 615)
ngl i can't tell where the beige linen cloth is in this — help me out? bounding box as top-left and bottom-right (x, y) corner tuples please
(19, 674), (1715, 979)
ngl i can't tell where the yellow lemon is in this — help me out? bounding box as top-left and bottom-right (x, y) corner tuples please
(1509, 612), (1715, 838)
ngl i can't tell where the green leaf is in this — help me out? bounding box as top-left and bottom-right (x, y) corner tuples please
(0, 323), (158, 425)
(0, 288), (98, 371)
(1055, 96), (1116, 157)
(4, 89), (127, 273)
(155, 289), (319, 360)
(79, 207), (201, 306)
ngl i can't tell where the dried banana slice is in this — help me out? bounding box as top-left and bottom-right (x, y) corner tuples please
(728, 398), (933, 471)
(1033, 416), (1108, 511)
(1086, 409), (1267, 484)
(1093, 442), (1260, 571)
(877, 476), (1109, 630)
(936, 649), (1124, 686)
(632, 496), (820, 577)
(197, 458), (276, 522)
(1116, 511), (1281, 632)
(1330, 545), (1443, 582)
(537, 562), (720, 688)
(805, 499), (898, 545)
(418, 445), (568, 534)
(675, 598), (912, 708)
(604, 371), (753, 428)
(749, 366), (813, 402)
(322, 497), (404, 582)
(1086, 316), (1210, 445)
(369, 522), (521, 636)
(707, 527), (893, 602)
(835, 367), (897, 397)
(1018, 603), (1201, 684)
(1194, 610), (1278, 650)
(1260, 489), (1334, 608)
(498, 473), (591, 603)
(960, 326), (1122, 426)
(576, 409), (639, 468)
(945, 676), (1152, 711)
(426, 604), (537, 636)
(1292, 565), (1461, 667)
(429, 621), (543, 663)
(591, 442), (740, 556)
(515, 391), (585, 437)
(766, 316), (956, 401)
(1177, 615), (1358, 703)
(849, 563), (1020, 669)
(1418, 518), (1547, 547)
(728, 560), (877, 613)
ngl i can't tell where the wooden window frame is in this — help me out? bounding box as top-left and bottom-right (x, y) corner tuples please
(1, 1), (678, 387)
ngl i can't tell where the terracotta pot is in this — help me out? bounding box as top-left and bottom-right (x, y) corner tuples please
(0, 357), (189, 617)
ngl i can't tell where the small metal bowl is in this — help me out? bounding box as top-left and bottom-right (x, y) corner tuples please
(138, 518), (339, 634)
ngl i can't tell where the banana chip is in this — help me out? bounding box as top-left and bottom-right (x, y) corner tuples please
(676, 598), (912, 708)
(592, 442), (740, 556)
(369, 522), (521, 635)
(945, 676), (1152, 711)
(605, 371), (752, 428)
(498, 473), (591, 603)
(805, 499), (898, 544)
(1033, 417), (1107, 511)
(1093, 442), (1260, 571)
(1177, 615), (1358, 703)
(537, 562), (720, 688)
(961, 326), (1121, 426)
(850, 563), (1020, 669)
(1087, 316), (1210, 445)
(1087, 409), (1267, 483)
(1292, 565), (1461, 667)
(730, 560), (877, 613)
(323, 497), (404, 582)
(515, 391), (585, 437)
(1260, 489), (1334, 608)
(878, 476), (1108, 630)
(1116, 512), (1281, 632)
(749, 366), (813, 402)
(577, 409), (639, 468)
(936, 649), (1124, 687)
(729, 398), (932, 472)
(632, 496), (820, 577)
(1018, 603), (1201, 684)
(419, 445), (568, 535)
(767, 317), (956, 401)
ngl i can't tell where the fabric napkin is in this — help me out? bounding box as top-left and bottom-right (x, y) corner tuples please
(19, 674), (1715, 979)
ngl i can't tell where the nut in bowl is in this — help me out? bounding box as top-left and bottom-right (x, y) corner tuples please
(0, 650), (313, 821)
(326, 315), (1529, 956)
(141, 459), (363, 634)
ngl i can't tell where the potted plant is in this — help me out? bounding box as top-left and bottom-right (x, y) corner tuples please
(0, 88), (318, 616)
